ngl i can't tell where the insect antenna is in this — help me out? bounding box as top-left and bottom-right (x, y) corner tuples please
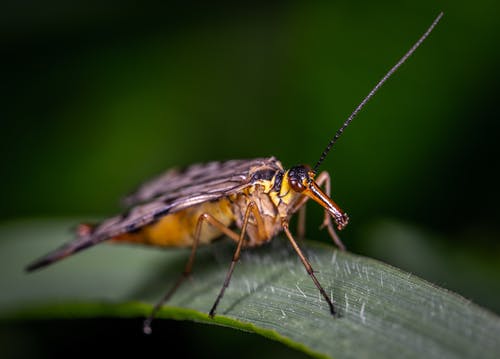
(312, 12), (443, 174)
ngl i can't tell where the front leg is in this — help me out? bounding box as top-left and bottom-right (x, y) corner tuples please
(282, 220), (337, 315)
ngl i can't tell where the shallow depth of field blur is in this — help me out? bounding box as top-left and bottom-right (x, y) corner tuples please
(1, 1), (499, 358)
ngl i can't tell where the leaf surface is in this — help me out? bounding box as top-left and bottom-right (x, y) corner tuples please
(0, 220), (498, 359)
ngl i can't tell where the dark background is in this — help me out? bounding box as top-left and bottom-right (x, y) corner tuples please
(1, 1), (499, 358)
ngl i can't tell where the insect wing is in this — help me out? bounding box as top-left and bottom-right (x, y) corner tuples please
(27, 157), (281, 271)
(93, 158), (281, 239)
(123, 157), (280, 207)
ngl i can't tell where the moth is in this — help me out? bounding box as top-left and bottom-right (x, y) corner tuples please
(27, 13), (443, 334)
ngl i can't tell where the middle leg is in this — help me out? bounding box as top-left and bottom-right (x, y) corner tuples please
(143, 212), (240, 333)
(209, 201), (265, 317)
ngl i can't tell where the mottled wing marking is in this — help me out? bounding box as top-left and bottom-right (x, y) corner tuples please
(123, 157), (280, 207)
(91, 157), (282, 241)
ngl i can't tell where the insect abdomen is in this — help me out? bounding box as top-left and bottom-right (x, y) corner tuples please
(113, 198), (235, 247)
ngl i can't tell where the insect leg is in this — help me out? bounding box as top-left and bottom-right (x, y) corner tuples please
(209, 201), (263, 317)
(282, 220), (337, 315)
(143, 213), (240, 334)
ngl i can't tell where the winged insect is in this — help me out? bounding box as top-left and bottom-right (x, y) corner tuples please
(27, 13), (443, 334)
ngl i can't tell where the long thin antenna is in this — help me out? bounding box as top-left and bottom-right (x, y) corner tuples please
(312, 12), (443, 173)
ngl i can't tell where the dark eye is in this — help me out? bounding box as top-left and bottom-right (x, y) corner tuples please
(288, 165), (309, 192)
(289, 177), (305, 192)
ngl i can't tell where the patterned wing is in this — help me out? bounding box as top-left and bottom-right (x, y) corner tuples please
(123, 157), (280, 206)
(100, 157), (282, 238)
(26, 157), (282, 271)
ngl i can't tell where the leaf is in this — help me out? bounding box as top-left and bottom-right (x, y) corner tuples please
(0, 219), (499, 359)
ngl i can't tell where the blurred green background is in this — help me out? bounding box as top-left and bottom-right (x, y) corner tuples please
(1, 1), (499, 357)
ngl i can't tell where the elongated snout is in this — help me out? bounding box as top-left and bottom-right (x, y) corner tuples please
(305, 181), (349, 230)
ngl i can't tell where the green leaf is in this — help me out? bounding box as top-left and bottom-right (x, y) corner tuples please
(0, 219), (499, 359)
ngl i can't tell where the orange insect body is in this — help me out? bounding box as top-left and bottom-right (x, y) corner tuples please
(114, 199), (234, 247)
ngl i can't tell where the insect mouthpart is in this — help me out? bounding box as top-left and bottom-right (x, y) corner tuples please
(308, 180), (349, 230)
(287, 165), (349, 230)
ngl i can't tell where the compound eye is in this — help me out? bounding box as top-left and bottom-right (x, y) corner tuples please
(288, 165), (310, 193)
(289, 177), (306, 192)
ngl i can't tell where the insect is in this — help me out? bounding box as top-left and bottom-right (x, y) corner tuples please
(27, 13), (443, 334)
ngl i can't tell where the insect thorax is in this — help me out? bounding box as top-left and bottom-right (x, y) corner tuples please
(229, 165), (304, 246)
